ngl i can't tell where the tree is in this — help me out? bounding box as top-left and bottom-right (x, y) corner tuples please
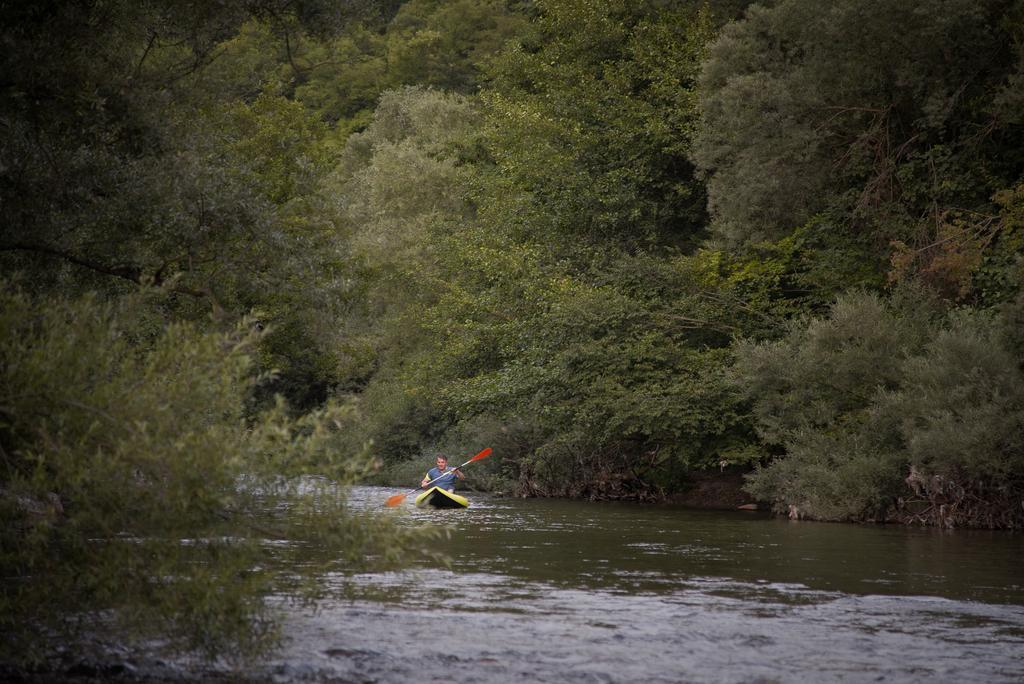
(317, 86), (484, 455)
(0, 1), (386, 407)
(693, 0), (1024, 260)
(0, 1), (443, 666)
(315, 4), (781, 498)
(0, 0), (383, 312)
(0, 282), (437, 664)
(481, 0), (715, 250)
(737, 288), (1024, 527)
(386, 0), (530, 92)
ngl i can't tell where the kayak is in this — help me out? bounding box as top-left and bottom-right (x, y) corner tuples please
(415, 486), (469, 509)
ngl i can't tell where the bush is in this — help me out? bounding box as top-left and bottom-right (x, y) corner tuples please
(0, 282), (435, 665)
(738, 289), (1024, 527)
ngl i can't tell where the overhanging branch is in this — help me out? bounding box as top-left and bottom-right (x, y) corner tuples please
(0, 241), (209, 301)
(1, 242), (143, 282)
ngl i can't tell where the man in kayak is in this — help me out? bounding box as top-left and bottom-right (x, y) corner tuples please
(421, 455), (464, 492)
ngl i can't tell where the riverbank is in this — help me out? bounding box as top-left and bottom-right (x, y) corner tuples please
(664, 470), (759, 510)
(368, 461), (1024, 530)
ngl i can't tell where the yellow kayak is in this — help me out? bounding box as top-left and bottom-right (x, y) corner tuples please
(414, 486), (469, 509)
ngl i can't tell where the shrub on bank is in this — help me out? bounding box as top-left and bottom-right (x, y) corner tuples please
(0, 282), (436, 666)
(738, 290), (1024, 528)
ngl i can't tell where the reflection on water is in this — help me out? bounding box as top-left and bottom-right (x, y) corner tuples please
(229, 487), (1024, 682)
(385, 487), (1024, 605)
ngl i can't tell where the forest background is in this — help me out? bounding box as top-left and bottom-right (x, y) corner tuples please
(2, 0), (1023, 667)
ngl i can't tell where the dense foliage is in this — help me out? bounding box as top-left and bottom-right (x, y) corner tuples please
(737, 288), (1024, 527)
(0, 0), (455, 667)
(0, 282), (438, 663)
(335, 0), (1022, 519)
(695, 0), (1024, 524)
(2, 0), (1023, 669)
(695, 0), (1023, 241)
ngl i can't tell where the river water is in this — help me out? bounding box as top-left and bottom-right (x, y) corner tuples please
(232, 486), (1023, 683)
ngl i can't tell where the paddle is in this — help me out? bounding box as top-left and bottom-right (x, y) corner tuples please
(385, 447), (492, 507)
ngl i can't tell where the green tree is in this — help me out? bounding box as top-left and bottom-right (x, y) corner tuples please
(0, 1), (382, 408)
(0, 283), (436, 664)
(737, 289), (1024, 527)
(693, 0), (1024, 263)
(213, 1), (529, 134)
(481, 0), (714, 249)
(318, 86), (484, 455)
(0, 0), (445, 666)
(319, 4), (774, 497)
(386, 0), (530, 92)
(292, 23), (391, 131)
(0, 0), (396, 306)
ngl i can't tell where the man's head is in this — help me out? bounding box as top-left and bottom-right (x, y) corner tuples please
(436, 455), (448, 470)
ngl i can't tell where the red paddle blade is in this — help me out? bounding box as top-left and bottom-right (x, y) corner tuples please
(467, 447), (492, 463)
(385, 493), (407, 507)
